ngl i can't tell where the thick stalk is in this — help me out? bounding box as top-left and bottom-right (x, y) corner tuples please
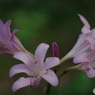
(46, 83), (51, 95)
(58, 70), (68, 79)
(58, 65), (77, 79)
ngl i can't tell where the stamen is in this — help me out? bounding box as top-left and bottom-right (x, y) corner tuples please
(30, 77), (41, 87)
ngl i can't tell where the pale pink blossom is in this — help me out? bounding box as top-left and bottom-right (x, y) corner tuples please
(0, 20), (27, 55)
(9, 43), (60, 92)
(61, 14), (95, 63)
(73, 51), (95, 78)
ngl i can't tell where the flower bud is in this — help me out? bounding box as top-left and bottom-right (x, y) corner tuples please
(51, 42), (59, 57)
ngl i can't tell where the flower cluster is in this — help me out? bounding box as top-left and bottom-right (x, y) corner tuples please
(0, 20), (28, 55)
(0, 14), (95, 93)
(9, 43), (60, 91)
(0, 20), (60, 92)
(72, 14), (95, 78)
(61, 14), (95, 78)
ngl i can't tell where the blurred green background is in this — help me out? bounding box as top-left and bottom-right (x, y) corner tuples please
(0, 0), (95, 95)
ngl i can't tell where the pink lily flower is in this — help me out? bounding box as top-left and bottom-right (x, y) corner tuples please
(0, 20), (28, 55)
(9, 43), (60, 92)
(73, 51), (95, 78)
(61, 14), (95, 63)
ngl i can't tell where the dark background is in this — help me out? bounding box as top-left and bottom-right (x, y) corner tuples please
(0, 0), (95, 95)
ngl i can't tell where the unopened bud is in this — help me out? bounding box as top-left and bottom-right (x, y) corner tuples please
(51, 42), (59, 57)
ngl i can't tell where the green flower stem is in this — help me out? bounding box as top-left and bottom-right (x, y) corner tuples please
(58, 65), (77, 79)
(58, 70), (68, 79)
(25, 50), (34, 57)
(46, 83), (51, 95)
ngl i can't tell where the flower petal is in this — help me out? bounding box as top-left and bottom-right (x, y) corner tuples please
(12, 29), (19, 35)
(90, 61), (95, 68)
(5, 20), (11, 36)
(0, 20), (5, 33)
(76, 62), (90, 71)
(78, 14), (90, 29)
(5, 20), (11, 26)
(35, 43), (49, 63)
(9, 64), (32, 77)
(91, 28), (95, 39)
(85, 66), (95, 78)
(0, 20), (9, 40)
(41, 69), (58, 86)
(11, 36), (26, 51)
(82, 26), (91, 33)
(85, 37), (95, 51)
(6, 41), (12, 48)
(65, 33), (87, 58)
(12, 77), (30, 92)
(0, 51), (9, 55)
(13, 52), (35, 68)
(73, 52), (89, 64)
(44, 57), (60, 69)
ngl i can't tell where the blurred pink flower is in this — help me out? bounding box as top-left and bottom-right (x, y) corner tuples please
(9, 43), (60, 92)
(61, 14), (95, 62)
(0, 20), (27, 55)
(73, 51), (95, 78)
